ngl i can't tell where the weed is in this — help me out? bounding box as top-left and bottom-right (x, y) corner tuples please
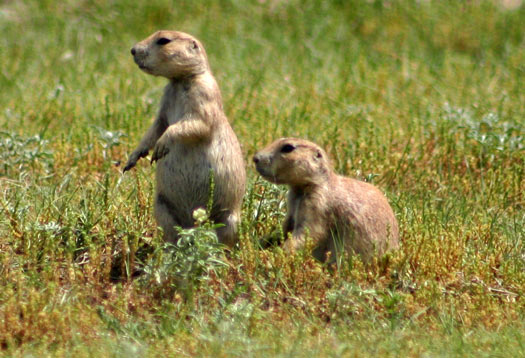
(0, 0), (524, 356)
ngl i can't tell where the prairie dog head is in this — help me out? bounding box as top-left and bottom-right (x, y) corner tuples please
(131, 30), (209, 79)
(253, 138), (331, 187)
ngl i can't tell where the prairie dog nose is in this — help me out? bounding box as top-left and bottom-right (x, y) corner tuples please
(131, 47), (136, 56)
(252, 155), (260, 164)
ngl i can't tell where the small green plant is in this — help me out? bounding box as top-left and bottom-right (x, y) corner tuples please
(93, 126), (126, 160)
(1, 0), (524, 356)
(141, 208), (228, 301)
(0, 131), (53, 177)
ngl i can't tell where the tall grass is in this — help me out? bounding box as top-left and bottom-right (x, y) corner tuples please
(0, 0), (523, 356)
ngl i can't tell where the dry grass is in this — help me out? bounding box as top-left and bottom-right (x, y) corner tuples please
(0, 0), (523, 356)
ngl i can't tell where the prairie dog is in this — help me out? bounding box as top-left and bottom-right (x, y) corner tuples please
(253, 138), (399, 262)
(124, 30), (246, 246)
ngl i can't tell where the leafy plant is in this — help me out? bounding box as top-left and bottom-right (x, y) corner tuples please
(0, 132), (53, 177)
(141, 209), (228, 301)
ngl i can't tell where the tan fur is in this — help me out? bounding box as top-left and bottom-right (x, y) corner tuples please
(124, 30), (246, 246)
(253, 138), (399, 262)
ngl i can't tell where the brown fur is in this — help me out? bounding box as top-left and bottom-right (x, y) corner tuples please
(253, 138), (399, 262)
(124, 30), (246, 246)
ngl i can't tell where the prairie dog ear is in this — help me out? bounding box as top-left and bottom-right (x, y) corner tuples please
(190, 40), (199, 51)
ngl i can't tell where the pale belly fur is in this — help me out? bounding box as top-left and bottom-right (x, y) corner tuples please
(154, 125), (245, 226)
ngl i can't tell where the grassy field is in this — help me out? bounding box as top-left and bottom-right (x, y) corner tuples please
(0, 0), (524, 356)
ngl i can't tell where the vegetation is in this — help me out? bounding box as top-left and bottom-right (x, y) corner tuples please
(0, 0), (523, 356)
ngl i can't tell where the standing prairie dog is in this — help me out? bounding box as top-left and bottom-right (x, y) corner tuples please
(253, 138), (399, 262)
(124, 30), (246, 246)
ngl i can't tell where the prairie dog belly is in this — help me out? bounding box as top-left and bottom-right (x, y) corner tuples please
(155, 128), (242, 226)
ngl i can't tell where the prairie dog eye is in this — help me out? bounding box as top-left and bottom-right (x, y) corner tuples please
(280, 144), (296, 153)
(156, 37), (171, 46)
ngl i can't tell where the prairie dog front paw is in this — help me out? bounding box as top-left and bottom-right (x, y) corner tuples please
(151, 139), (170, 163)
(123, 148), (148, 172)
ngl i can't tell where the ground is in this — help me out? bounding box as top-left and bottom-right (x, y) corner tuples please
(0, 0), (523, 357)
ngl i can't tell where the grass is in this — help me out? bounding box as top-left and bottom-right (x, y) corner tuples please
(0, 0), (524, 356)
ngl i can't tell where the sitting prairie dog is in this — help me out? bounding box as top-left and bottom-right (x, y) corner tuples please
(253, 138), (399, 262)
(124, 30), (246, 246)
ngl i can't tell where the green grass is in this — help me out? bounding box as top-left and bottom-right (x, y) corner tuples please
(0, 0), (524, 356)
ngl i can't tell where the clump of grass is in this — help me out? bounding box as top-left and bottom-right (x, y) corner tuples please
(0, 0), (524, 356)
